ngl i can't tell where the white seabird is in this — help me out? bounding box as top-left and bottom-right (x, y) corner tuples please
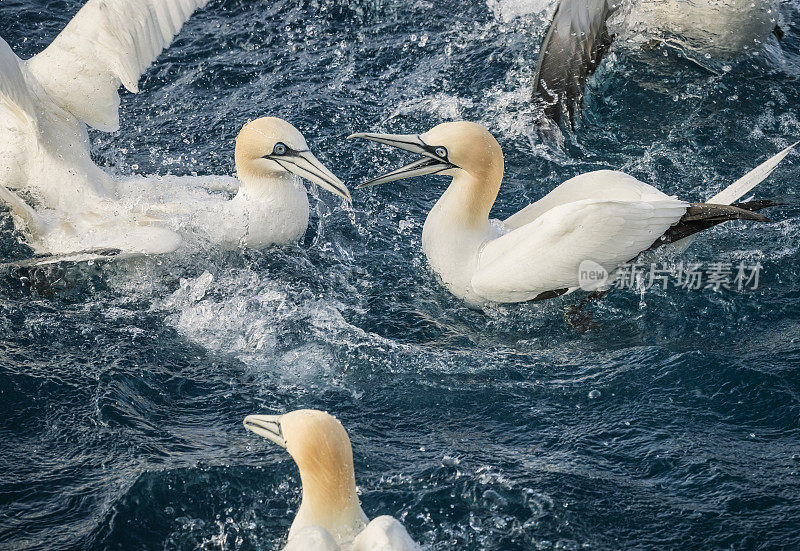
(243, 410), (419, 551)
(0, 0), (349, 263)
(532, 0), (783, 129)
(128, 117), (350, 249)
(351, 121), (794, 306)
(0, 0), (212, 257)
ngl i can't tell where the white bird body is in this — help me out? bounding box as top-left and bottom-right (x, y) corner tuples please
(119, 170), (313, 250)
(0, 1), (349, 260)
(422, 169), (687, 304)
(224, 177), (310, 248)
(352, 122), (794, 306)
(243, 410), (419, 551)
(284, 516), (416, 551)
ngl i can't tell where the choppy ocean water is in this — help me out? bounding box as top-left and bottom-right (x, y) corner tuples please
(2, 0), (800, 549)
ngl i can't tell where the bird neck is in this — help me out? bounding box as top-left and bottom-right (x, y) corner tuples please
(432, 169), (501, 230)
(420, 170), (502, 302)
(292, 464), (366, 540)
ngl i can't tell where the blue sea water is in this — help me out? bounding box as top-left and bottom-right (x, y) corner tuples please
(2, 0), (800, 549)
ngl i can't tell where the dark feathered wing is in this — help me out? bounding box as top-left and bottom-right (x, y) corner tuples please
(649, 201), (775, 250)
(532, 0), (618, 129)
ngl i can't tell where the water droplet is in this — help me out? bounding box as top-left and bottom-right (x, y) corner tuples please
(588, 389), (601, 399)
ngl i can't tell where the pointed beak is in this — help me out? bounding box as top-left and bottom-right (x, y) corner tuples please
(273, 151), (351, 202)
(243, 414), (286, 448)
(348, 132), (455, 189)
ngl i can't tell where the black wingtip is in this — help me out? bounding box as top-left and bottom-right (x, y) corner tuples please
(649, 202), (778, 250)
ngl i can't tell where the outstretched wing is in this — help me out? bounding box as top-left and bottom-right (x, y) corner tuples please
(472, 198), (687, 303)
(0, 37), (38, 126)
(532, 0), (618, 129)
(27, 0), (209, 132)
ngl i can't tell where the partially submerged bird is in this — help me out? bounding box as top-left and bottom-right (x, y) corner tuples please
(352, 121), (794, 306)
(125, 117), (350, 250)
(0, 0), (210, 258)
(532, 0), (783, 130)
(0, 0), (349, 264)
(243, 410), (419, 551)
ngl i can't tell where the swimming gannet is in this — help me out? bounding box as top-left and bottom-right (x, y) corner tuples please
(351, 122), (794, 305)
(0, 1), (350, 261)
(130, 117), (350, 249)
(532, 0), (782, 129)
(0, 0), (214, 257)
(243, 410), (419, 551)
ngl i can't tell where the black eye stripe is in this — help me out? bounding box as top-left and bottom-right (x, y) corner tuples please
(418, 140), (448, 160)
(263, 144), (310, 158)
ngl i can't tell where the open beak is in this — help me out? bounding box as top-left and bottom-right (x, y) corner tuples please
(348, 132), (455, 189)
(271, 151), (351, 202)
(243, 414), (286, 448)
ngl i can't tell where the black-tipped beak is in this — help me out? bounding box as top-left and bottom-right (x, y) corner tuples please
(243, 414), (286, 448)
(348, 132), (455, 189)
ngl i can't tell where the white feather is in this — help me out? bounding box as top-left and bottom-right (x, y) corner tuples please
(26, 0), (209, 131)
(672, 142), (797, 251)
(473, 198), (687, 302)
(0, 37), (38, 126)
(352, 516), (420, 551)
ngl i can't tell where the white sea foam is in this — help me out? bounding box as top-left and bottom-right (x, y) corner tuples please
(486, 0), (555, 23)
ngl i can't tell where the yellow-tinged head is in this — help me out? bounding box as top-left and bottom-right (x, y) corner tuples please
(349, 120), (504, 190)
(234, 117), (350, 201)
(243, 409), (366, 539)
(349, 121), (504, 223)
(420, 121), (504, 183)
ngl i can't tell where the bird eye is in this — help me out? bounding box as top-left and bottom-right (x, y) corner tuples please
(434, 147), (447, 158)
(273, 143), (287, 155)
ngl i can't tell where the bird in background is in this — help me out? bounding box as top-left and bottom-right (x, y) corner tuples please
(531, 0), (785, 133)
(351, 121), (794, 306)
(244, 410), (419, 551)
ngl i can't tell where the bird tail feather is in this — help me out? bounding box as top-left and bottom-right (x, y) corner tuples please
(671, 143), (796, 251)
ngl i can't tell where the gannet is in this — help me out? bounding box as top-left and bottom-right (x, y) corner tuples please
(243, 410), (419, 551)
(0, 1), (350, 261)
(532, 0), (783, 129)
(129, 117), (350, 249)
(0, 0), (215, 258)
(351, 121), (794, 306)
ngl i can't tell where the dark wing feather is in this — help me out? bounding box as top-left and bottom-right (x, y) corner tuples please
(648, 202), (774, 250)
(532, 0), (618, 130)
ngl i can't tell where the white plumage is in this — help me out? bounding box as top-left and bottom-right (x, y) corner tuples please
(0, 0), (208, 257)
(352, 122), (794, 306)
(473, 195), (688, 303)
(0, 1), (350, 262)
(27, 0), (209, 131)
